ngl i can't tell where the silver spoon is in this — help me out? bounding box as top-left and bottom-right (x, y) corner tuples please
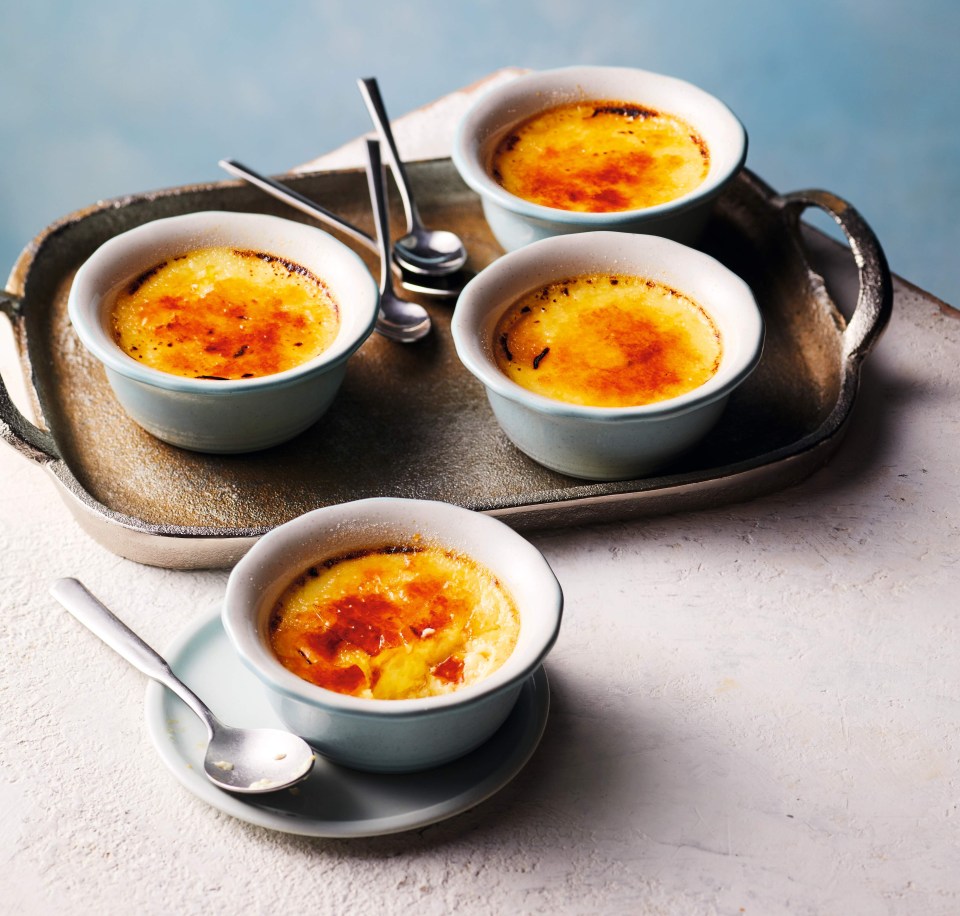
(50, 578), (316, 795)
(358, 77), (468, 277)
(364, 139), (431, 342)
(217, 159), (469, 301)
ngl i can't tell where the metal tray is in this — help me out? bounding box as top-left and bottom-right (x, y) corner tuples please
(0, 160), (892, 568)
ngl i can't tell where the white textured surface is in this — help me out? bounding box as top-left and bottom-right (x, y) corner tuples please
(2, 80), (959, 915)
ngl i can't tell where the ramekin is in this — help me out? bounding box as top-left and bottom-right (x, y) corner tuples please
(67, 210), (379, 453)
(222, 497), (563, 772)
(450, 231), (764, 480)
(452, 66), (747, 250)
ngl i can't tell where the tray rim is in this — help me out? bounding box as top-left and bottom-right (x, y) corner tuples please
(0, 162), (893, 568)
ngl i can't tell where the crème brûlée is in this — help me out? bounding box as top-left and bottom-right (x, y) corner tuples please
(109, 246), (341, 380)
(490, 100), (710, 213)
(493, 273), (722, 408)
(268, 545), (521, 700)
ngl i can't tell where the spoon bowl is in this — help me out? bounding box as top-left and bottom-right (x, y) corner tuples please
(359, 77), (468, 277)
(50, 577), (316, 795)
(393, 226), (468, 276)
(373, 292), (432, 342)
(202, 723), (316, 794)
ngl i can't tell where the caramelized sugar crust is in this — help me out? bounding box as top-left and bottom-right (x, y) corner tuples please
(493, 274), (722, 408)
(269, 545), (520, 699)
(490, 100), (709, 212)
(110, 246), (340, 380)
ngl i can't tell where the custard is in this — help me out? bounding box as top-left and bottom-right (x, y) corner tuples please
(493, 274), (722, 407)
(269, 545), (520, 699)
(110, 246), (340, 380)
(490, 100), (709, 212)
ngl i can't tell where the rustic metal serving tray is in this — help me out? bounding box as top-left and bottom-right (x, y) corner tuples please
(0, 160), (891, 568)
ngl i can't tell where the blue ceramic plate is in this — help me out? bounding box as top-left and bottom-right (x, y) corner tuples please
(144, 606), (549, 837)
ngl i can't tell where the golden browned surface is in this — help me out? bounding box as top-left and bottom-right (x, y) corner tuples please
(493, 274), (722, 408)
(490, 100), (709, 212)
(269, 545), (520, 699)
(110, 246), (340, 380)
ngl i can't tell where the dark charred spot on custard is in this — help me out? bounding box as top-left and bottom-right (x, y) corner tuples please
(233, 344), (249, 358)
(503, 133), (521, 151)
(238, 248), (287, 269)
(127, 261), (167, 295)
(533, 347), (550, 369)
(499, 333), (513, 362)
(380, 544), (425, 556)
(591, 104), (658, 120)
(433, 655), (464, 684)
(313, 544), (425, 574)
(232, 248), (323, 287)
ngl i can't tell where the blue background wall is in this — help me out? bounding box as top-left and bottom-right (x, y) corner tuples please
(2, 0), (957, 304)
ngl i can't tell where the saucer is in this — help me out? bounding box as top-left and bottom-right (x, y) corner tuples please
(143, 607), (550, 838)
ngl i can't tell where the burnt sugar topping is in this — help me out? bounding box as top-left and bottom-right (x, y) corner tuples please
(268, 545), (520, 699)
(490, 99), (709, 213)
(110, 246), (341, 380)
(493, 274), (722, 408)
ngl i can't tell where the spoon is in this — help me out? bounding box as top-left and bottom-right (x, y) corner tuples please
(358, 77), (468, 277)
(50, 578), (316, 795)
(217, 158), (470, 301)
(364, 139), (431, 342)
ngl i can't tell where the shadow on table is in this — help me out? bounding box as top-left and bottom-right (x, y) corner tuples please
(272, 664), (758, 857)
(237, 666), (633, 853)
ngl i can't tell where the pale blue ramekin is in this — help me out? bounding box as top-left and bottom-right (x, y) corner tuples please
(452, 66), (747, 251)
(67, 211), (379, 453)
(451, 231), (764, 481)
(223, 498), (563, 772)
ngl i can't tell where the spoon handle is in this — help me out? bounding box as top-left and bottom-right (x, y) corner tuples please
(50, 578), (216, 738)
(357, 77), (420, 234)
(218, 158), (378, 254)
(364, 138), (395, 297)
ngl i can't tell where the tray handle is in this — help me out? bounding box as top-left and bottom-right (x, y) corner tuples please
(0, 292), (60, 464)
(778, 189), (893, 363)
